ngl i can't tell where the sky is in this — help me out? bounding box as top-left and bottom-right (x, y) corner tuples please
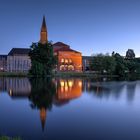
(0, 0), (140, 56)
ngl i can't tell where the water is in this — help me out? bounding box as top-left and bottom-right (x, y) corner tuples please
(0, 77), (140, 140)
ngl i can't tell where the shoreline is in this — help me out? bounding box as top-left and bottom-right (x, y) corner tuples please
(0, 72), (140, 81)
(0, 72), (137, 79)
(0, 72), (119, 78)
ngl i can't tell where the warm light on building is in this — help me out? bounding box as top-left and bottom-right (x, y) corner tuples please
(53, 42), (82, 72)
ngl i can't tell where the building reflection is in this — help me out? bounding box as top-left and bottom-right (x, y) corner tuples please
(6, 78), (31, 98)
(0, 77), (137, 132)
(55, 79), (82, 102)
(0, 77), (83, 132)
(40, 108), (47, 131)
(0, 77), (31, 97)
(0, 77), (7, 92)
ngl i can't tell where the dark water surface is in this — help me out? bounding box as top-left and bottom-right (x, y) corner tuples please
(0, 77), (140, 140)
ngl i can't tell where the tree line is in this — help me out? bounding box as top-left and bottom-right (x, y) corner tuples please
(89, 49), (140, 76)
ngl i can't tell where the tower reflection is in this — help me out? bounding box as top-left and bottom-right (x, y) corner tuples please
(29, 78), (56, 131)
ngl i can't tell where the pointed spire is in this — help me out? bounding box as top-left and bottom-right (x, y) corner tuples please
(41, 16), (47, 32)
(40, 16), (48, 44)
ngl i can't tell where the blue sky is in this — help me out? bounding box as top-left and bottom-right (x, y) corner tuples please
(0, 0), (140, 56)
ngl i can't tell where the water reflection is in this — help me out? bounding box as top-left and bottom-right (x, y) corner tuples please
(29, 78), (56, 131)
(55, 79), (82, 101)
(126, 82), (136, 102)
(0, 77), (138, 103)
(0, 77), (83, 131)
(0, 77), (139, 134)
(7, 78), (31, 98)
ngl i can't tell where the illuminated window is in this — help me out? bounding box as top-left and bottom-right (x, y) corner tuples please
(60, 65), (64, 71)
(69, 59), (72, 63)
(61, 58), (64, 63)
(68, 65), (74, 71)
(65, 59), (68, 64)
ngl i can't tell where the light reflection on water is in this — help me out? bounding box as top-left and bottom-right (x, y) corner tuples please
(0, 77), (140, 140)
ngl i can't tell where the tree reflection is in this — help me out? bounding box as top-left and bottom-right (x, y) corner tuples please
(29, 78), (56, 131)
(126, 82), (136, 102)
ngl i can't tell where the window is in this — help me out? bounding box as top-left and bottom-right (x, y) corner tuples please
(60, 65), (65, 71)
(68, 65), (74, 71)
(69, 59), (72, 63)
(65, 59), (68, 64)
(61, 58), (64, 63)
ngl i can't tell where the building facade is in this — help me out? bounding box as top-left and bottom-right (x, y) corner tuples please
(53, 42), (82, 72)
(0, 55), (7, 72)
(82, 56), (93, 71)
(7, 48), (31, 72)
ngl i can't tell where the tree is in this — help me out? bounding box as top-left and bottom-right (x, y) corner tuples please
(126, 49), (135, 59)
(113, 53), (127, 76)
(29, 42), (57, 77)
(103, 56), (116, 75)
(90, 54), (116, 74)
(90, 55), (104, 73)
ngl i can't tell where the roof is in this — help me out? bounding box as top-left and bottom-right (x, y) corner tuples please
(53, 42), (70, 48)
(0, 55), (7, 58)
(8, 48), (30, 56)
(53, 42), (81, 54)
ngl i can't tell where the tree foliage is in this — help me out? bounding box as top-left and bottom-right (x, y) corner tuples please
(90, 54), (116, 75)
(90, 51), (140, 76)
(29, 42), (57, 77)
(29, 78), (56, 110)
(126, 49), (135, 59)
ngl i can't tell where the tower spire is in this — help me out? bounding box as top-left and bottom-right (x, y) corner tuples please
(40, 16), (48, 44)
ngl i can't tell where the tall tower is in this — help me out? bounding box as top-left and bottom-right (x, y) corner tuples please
(40, 16), (48, 44)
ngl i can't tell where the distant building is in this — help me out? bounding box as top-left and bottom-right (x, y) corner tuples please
(53, 42), (82, 72)
(7, 48), (31, 72)
(0, 55), (7, 72)
(82, 56), (93, 71)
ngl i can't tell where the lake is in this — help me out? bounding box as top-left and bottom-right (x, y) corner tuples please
(0, 77), (140, 140)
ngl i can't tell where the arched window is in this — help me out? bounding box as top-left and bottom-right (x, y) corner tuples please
(68, 65), (74, 71)
(69, 59), (72, 63)
(60, 65), (65, 71)
(61, 58), (64, 63)
(65, 59), (68, 64)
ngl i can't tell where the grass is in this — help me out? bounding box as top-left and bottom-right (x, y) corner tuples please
(0, 136), (22, 140)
